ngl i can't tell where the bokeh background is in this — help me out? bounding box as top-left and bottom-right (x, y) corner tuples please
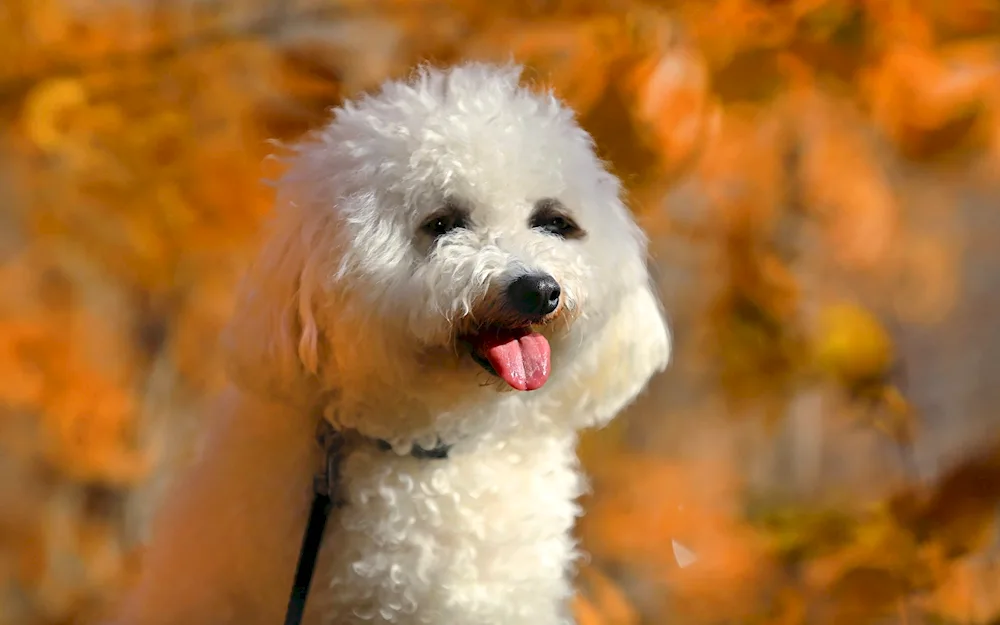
(3, 1), (1000, 624)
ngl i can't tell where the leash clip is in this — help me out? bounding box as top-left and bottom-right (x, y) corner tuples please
(314, 419), (347, 508)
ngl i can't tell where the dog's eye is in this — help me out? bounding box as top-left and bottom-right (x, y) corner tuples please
(530, 199), (585, 240)
(420, 209), (468, 239)
(540, 215), (572, 233)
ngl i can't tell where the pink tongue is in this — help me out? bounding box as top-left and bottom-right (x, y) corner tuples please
(479, 330), (551, 391)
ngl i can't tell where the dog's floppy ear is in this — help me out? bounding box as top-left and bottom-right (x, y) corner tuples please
(562, 281), (671, 430)
(222, 199), (335, 407)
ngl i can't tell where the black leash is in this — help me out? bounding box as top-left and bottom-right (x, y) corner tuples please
(283, 421), (346, 625)
(282, 423), (453, 625)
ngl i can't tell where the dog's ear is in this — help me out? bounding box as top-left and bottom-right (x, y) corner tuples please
(561, 281), (671, 430)
(222, 200), (335, 407)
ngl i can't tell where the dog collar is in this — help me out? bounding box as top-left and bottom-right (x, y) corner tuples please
(375, 438), (452, 459)
(282, 420), (450, 625)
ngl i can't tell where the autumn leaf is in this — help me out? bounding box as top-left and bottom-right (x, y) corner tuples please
(626, 43), (719, 177)
(21, 77), (89, 155)
(812, 302), (894, 387)
(864, 43), (998, 161)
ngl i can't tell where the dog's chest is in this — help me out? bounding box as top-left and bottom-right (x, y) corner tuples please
(313, 434), (583, 624)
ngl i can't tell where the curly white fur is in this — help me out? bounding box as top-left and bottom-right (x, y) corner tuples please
(115, 62), (670, 625)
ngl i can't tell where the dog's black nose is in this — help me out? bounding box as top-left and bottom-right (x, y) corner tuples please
(507, 273), (561, 318)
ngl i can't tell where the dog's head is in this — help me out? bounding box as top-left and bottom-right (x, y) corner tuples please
(225, 63), (669, 442)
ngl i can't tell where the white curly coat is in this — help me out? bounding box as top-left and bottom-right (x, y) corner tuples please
(116, 63), (670, 625)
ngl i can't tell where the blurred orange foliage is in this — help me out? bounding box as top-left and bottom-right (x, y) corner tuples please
(2, 1), (1000, 624)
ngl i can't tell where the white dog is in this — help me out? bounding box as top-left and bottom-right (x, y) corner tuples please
(116, 62), (670, 625)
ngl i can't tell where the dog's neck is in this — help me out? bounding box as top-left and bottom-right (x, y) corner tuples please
(315, 393), (462, 459)
(318, 381), (530, 448)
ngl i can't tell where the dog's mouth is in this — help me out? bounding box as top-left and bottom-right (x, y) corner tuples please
(461, 326), (551, 392)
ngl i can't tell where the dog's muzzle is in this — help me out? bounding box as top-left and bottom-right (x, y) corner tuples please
(461, 272), (562, 392)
